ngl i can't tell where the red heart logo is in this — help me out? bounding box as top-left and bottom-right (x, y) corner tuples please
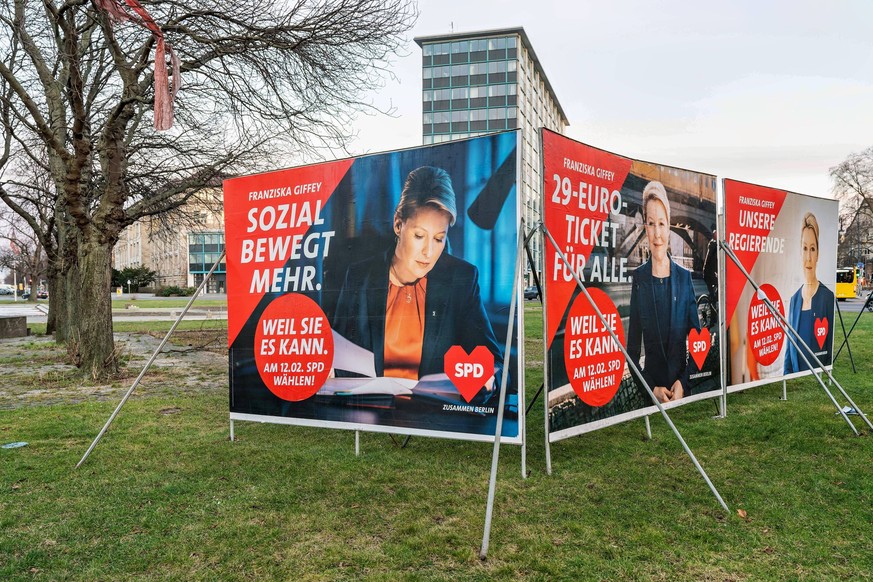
(687, 328), (711, 371)
(444, 345), (495, 403)
(814, 317), (828, 349)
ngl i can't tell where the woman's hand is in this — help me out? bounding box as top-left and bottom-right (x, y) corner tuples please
(669, 379), (684, 401)
(484, 375), (496, 392)
(653, 386), (672, 402)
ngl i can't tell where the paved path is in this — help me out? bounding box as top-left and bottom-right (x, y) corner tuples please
(0, 304), (227, 323)
(0, 304), (46, 317)
(837, 295), (873, 313)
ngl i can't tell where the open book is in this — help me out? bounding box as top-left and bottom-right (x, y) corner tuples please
(325, 331), (494, 410)
(316, 374), (496, 412)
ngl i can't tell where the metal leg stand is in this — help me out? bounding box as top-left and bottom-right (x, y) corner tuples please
(526, 383), (544, 415)
(480, 230), (525, 559)
(545, 227), (729, 512)
(834, 301), (856, 373)
(538, 222), (553, 477)
(722, 244), (869, 434)
(834, 289), (873, 362)
(76, 251), (226, 468)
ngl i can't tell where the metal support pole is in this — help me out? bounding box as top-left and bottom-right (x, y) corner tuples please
(76, 251), (226, 468)
(644, 416), (652, 441)
(722, 242), (854, 431)
(230, 419), (235, 442)
(834, 300), (856, 373)
(721, 243), (871, 433)
(520, 225), (540, 481)
(480, 229), (524, 559)
(524, 239), (544, 303)
(538, 222), (553, 477)
(520, 396), (527, 480)
(717, 211), (728, 419)
(834, 289), (872, 362)
(526, 383), (544, 415)
(355, 431), (360, 457)
(781, 380), (787, 401)
(544, 227), (729, 512)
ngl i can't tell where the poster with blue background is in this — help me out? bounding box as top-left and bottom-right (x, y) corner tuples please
(224, 132), (522, 442)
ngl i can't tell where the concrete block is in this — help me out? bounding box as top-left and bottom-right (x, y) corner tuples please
(0, 316), (27, 339)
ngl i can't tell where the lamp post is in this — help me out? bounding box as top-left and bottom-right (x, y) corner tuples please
(127, 279), (131, 295)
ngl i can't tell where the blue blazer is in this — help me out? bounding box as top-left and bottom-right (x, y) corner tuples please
(332, 249), (504, 383)
(627, 259), (701, 393)
(783, 282), (834, 374)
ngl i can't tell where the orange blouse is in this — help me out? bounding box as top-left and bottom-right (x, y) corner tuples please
(383, 277), (427, 379)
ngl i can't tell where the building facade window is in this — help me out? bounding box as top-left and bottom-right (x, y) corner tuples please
(416, 28), (568, 285)
(188, 232), (227, 292)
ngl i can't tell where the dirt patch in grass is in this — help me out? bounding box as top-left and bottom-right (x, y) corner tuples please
(0, 331), (228, 410)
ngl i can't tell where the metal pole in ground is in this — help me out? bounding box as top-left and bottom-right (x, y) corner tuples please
(76, 251), (226, 468)
(834, 301), (856, 372)
(833, 289), (873, 361)
(479, 228), (524, 559)
(721, 244), (868, 434)
(544, 227), (729, 512)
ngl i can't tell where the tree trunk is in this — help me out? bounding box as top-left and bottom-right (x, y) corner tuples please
(54, 224), (77, 343)
(67, 237), (116, 378)
(46, 275), (59, 335)
(26, 270), (36, 303)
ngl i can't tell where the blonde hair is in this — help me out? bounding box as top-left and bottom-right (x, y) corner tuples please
(801, 212), (819, 248)
(394, 166), (457, 226)
(642, 180), (670, 224)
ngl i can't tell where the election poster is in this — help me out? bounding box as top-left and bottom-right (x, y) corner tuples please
(223, 132), (523, 443)
(723, 179), (838, 392)
(542, 130), (721, 442)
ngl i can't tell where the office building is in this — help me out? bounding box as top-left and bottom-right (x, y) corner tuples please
(415, 27), (569, 284)
(113, 188), (227, 293)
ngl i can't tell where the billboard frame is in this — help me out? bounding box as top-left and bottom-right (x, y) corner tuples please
(540, 129), (724, 444)
(223, 132), (527, 446)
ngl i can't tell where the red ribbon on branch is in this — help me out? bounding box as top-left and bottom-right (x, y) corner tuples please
(93, 0), (181, 130)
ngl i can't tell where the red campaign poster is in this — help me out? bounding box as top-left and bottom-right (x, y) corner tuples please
(542, 130), (721, 442)
(223, 132), (523, 443)
(562, 287), (626, 407)
(723, 179), (838, 391)
(224, 160), (352, 360)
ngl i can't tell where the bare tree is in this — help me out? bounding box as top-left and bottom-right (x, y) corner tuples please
(0, 0), (416, 377)
(0, 147), (62, 320)
(0, 201), (47, 301)
(831, 146), (873, 271)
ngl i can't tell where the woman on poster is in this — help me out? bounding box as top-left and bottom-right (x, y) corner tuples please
(627, 181), (701, 403)
(332, 165), (503, 394)
(784, 212), (835, 373)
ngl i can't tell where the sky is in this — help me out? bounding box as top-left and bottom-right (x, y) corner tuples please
(346, 0), (873, 199)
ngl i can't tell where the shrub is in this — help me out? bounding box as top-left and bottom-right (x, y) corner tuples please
(155, 286), (199, 297)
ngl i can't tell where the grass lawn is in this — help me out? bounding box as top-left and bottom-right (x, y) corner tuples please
(27, 320), (228, 336)
(1, 307), (871, 580)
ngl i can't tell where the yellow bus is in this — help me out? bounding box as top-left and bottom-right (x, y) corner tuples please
(836, 267), (858, 300)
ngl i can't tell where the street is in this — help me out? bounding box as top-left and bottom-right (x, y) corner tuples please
(0, 293), (228, 322)
(837, 293), (873, 313)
